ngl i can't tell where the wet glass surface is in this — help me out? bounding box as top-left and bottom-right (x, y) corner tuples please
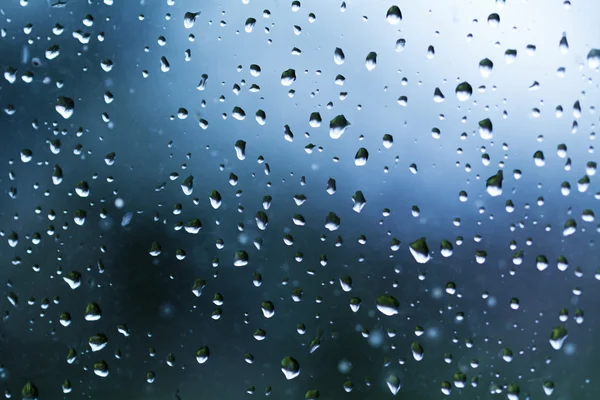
(1, 0), (600, 399)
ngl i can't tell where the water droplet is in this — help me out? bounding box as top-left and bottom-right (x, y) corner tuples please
(197, 73), (208, 90)
(549, 326), (568, 350)
(383, 134), (393, 148)
(433, 87), (445, 103)
(505, 49), (517, 63)
(63, 271), (81, 289)
(563, 218), (577, 236)
(184, 11), (200, 29)
(234, 250), (249, 267)
(209, 190), (222, 209)
(62, 379), (72, 394)
(93, 360), (109, 377)
(160, 56), (170, 72)
(354, 147), (369, 166)
(557, 255), (569, 271)
(440, 240), (453, 257)
(281, 69), (296, 86)
(149, 241), (162, 256)
(376, 295), (400, 316)
(232, 106), (246, 121)
(487, 13), (500, 27)
(255, 211), (268, 230)
(455, 81), (472, 101)
(411, 342), (424, 361)
(409, 237), (430, 263)
(351, 191), (366, 212)
(261, 301), (275, 318)
(478, 118), (493, 140)
(329, 115), (350, 139)
(587, 49), (600, 69)
(386, 375), (402, 395)
(235, 140), (246, 160)
(426, 45), (435, 59)
(45, 44), (59, 60)
(85, 302), (102, 321)
(196, 346), (210, 364)
(559, 33), (569, 54)
(441, 381), (452, 395)
(245, 17), (256, 32)
(56, 96), (74, 119)
(333, 47), (345, 65)
(181, 175), (194, 195)
(21, 382), (39, 400)
(75, 180), (90, 197)
(386, 6), (402, 24)
(324, 212), (340, 231)
(479, 58), (493, 77)
(365, 52), (377, 71)
(395, 38), (406, 52)
(486, 170), (503, 197)
(256, 109), (266, 125)
(100, 59), (113, 72)
(309, 112), (322, 127)
(543, 381), (555, 396)
(533, 150), (545, 167)
(536, 255), (548, 271)
(88, 333), (108, 352)
(281, 356), (300, 379)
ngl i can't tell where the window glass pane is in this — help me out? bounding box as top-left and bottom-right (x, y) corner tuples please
(1, 0), (599, 399)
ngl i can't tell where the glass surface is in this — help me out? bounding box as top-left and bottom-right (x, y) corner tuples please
(1, 0), (599, 399)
